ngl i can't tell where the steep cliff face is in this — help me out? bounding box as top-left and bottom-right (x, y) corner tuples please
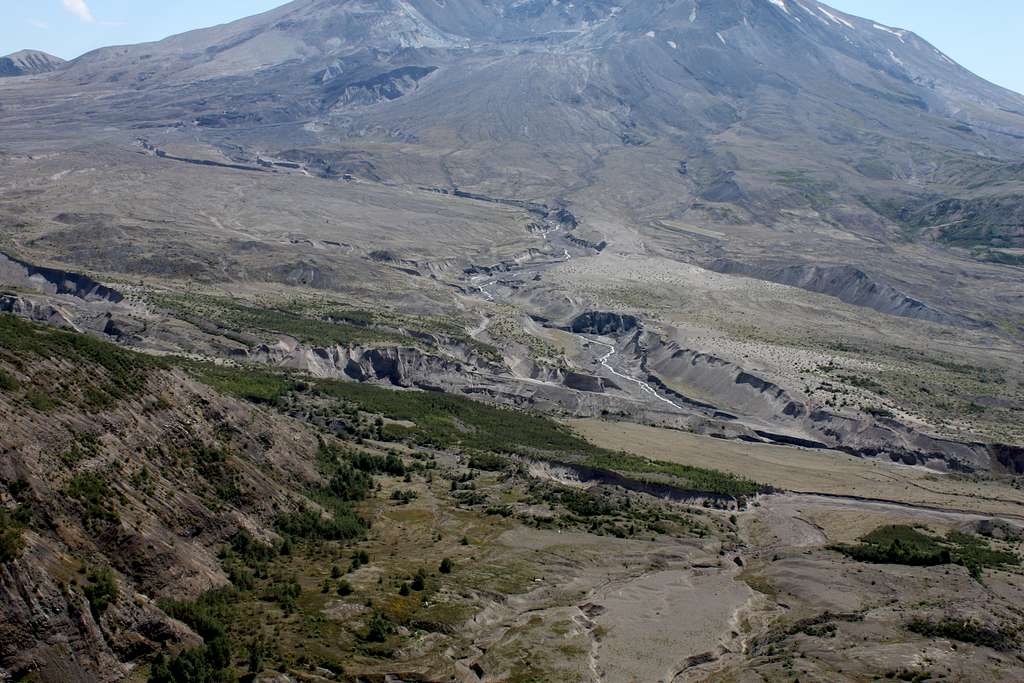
(568, 312), (640, 336)
(0, 316), (325, 681)
(0, 252), (124, 303)
(248, 338), (483, 388)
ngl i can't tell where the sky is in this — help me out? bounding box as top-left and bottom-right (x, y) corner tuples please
(1, 1), (1022, 96)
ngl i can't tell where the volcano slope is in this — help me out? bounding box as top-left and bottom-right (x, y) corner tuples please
(1, 0), (1024, 680)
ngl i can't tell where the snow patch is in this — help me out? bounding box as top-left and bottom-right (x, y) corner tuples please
(796, 2), (830, 26)
(888, 49), (904, 67)
(872, 23), (906, 42)
(716, 31), (726, 45)
(817, 6), (854, 29)
(689, 5), (697, 22)
(767, 0), (789, 14)
(645, 30), (655, 38)
(667, 40), (678, 49)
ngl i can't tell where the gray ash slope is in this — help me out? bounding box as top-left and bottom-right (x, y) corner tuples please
(9, 0), (1019, 326)
(46, 0), (1024, 157)
(0, 50), (66, 77)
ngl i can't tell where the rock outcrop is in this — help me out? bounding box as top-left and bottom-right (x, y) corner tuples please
(0, 252), (123, 303)
(705, 259), (978, 328)
(567, 312), (639, 336)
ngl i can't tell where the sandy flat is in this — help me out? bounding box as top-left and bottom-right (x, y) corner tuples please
(567, 419), (1024, 517)
(593, 567), (751, 683)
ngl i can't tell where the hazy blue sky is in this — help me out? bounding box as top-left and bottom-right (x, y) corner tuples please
(2, 1), (1022, 95)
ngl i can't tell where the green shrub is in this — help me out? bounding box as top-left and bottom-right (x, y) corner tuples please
(84, 567), (119, 618)
(274, 507), (366, 542)
(833, 525), (1020, 574)
(345, 449), (405, 476)
(265, 577), (301, 612)
(225, 530), (276, 565)
(468, 452), (508, 471)
(908, 617), (1018, 651)
(0, 314), (160, 406)
(0, 508), (25, 563)
(190, 363), (294, 404)
(390, 489), (417, 504)
(582, 453), (762, 498)
(0, 369), (19, 392)
(25, 388), (58, 412)
(946, 530), (1020, 571)
(865, 405), (895, 418)
(67, 472), (119, 526)
(439, 558), (454, 574)
(154, 588), (238, 682)
(327, 465), (373, 502)
(365, 612), (395, 642)
(554, 488), (617, 517)
(7, 479), (30, 500)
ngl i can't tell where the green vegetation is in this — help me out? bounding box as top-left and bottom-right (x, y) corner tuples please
(864, 405), (895, 419)
(837, 525), (951, 566)
(191, 363), (599, 455)
(907, 617), (1019, 651)
(325, 464), (373, 502)
(0, 313), (161, 408)
(390, 489), (418, 504)
(83, 566), (119, 618)
(768, 169), (835, 209)
(187, 363), (295, 405)
(272, 441), (383, 543)
(225, 530), (277, 565)
(59, 432), (101, 467)
(525, 481), (712, 539)
(181, 443), (243, 505)
(582, 452), (762, 498)
(882, 670), (933, 683)
(468, 452), (509, 471)
(274, 507), (366, 542)
(151, 293), (410, 349)
(945, 530), (1020, 577)
(152, 588), (238, 682)
(365, 612), (396, 642)
(25, 387), (59, 411)
(550, 487), (620, 518)
(0, 369), (19, 392)
(313, 378), (598, 455)
(973, 248), (1024, 267)
(750, 611), (864, 656)
(1, 481), (32, 563)
(832, 525), (1020, 576)
(0, 506), (26, 563)
(66, 471), (120, 527)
